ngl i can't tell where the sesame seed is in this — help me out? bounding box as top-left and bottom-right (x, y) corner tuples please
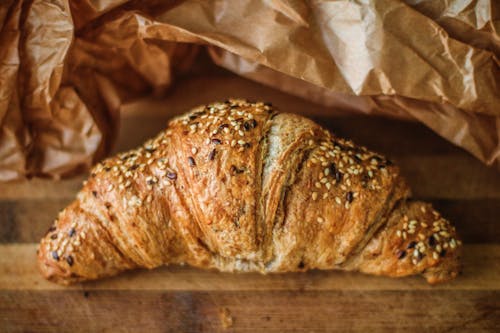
(317, 217), (324, 223)
(191, 147), (198, 155)
(315, 182), (321, 189)
(324, 168), (330, 176)
(396, 230), (402, 237)
(211, 138), (222, 145)
(230, 140), (237, 147)
(237, 140), (246, 145)
(335, 171), (343, 183)
(209, 149), (216, 161)
(166, 172), (177, 180)
(66, 255), (74, 266)
(68, 228), (75, 237)
(322, 193), (328, 199)
(396, 250), (406, 259)
(188, 157), (196, 167)
(450, 239), (457, 249)
(432, 252), (439, 260)
(335, 197), (341, 205)
(312, 192), (318, 201)
(51, 251), (59, 261)
(407, 241), (416, 249)
(346, 191), (354, 203)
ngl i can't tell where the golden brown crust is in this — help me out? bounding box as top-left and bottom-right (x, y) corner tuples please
(37, 100), (462, 285)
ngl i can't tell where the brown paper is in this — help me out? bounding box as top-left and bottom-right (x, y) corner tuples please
(0, 0), (499, 181)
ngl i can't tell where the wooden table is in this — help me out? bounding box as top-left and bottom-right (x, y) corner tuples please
(1, 70), (499, 332)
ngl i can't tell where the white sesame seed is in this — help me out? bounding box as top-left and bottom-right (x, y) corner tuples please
(433, 252), (439, 260)
(325, 182), (331, 190)
(450, 239), (457, 249)
(335, 197), (341, 205)
(323, 193), (328, 199)
(315, 182), (321, 189)
(312, 192), (318, 201)
(317, 217), (324, 223)
(324, 168), (330, 176)
(191, 147), (198, 155)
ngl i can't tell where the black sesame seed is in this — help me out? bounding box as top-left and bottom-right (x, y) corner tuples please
(396, 250), (407, 259)
(48, 226), (56, 233)
(416, 252), (423, 261)
(50, 234), (57, 240)
(189, 114), (198, 121)
(218, 124), (229, 131)
(428, 235), (436, 247)
(188, 157), (196, 167)
(243, 121), (251, 131)
(243, 142), (251, 149)
(209, 149), (216, 161)
(346, 191), (354, 203)
(166, 172), (177, 180)
(407, 241), (417, 249)
(51, 251), (59, 261)
(329, 163), (336, 176)
(440, 249), (447, 257)
(129, 165), (139, 171)
(211, 138), (222, 145)
(68, 228), (76, 237)
(66, 255), (74, 266)
(335, 171), (343, 183)
(353, 155), (362, 163)
(92, 191), (98, 197)
(298, 261), (305, 269)
(104, 167), (111, 172)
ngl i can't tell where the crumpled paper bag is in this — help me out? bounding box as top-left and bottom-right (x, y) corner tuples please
(0, 0), (498, 181)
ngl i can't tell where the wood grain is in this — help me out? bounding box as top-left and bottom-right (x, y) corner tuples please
(1, 244), (499, 291)
(1, 290), (499, 333)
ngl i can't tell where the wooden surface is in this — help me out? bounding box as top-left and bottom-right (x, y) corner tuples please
(1, 69), (499, 332)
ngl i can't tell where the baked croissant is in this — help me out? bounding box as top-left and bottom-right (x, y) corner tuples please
(38, 100), (462, 285)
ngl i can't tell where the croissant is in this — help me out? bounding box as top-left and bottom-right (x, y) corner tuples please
(38, 100), (462, 285)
